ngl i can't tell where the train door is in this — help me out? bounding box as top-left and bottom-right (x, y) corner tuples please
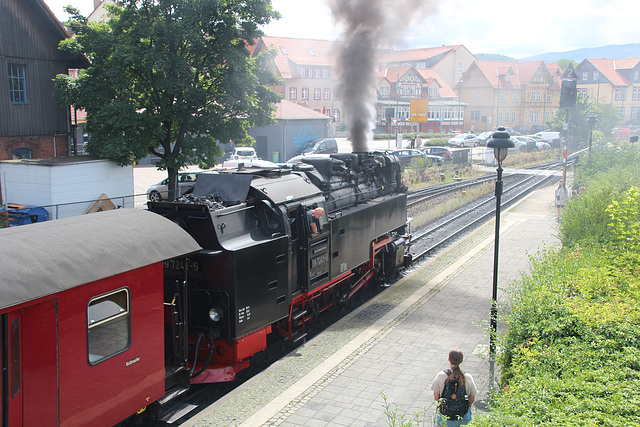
(3, 299), (59, 427)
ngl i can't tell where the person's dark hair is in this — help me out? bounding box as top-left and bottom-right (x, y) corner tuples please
(446, 349), (465, 386)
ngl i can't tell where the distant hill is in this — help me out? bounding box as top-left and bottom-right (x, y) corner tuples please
(475, 53), (517, 61)
(520, 43), (640, 63)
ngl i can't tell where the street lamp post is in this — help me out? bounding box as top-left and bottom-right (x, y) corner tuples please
(586, 113), (598, 159)
(486, 127), (515, 391)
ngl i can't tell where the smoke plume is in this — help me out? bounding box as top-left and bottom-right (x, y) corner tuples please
(329, 0), (434, 152)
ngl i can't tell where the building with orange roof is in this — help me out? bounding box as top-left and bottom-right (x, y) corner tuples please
(376, 66), (464, 135)
(377, 45), (477, 89)
(574, 58), (640, 124)
(459, 60), (560, 133)
(252, 36), (343, 134)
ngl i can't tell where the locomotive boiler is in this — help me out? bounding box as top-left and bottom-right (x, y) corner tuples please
(148, 151), (411, 386)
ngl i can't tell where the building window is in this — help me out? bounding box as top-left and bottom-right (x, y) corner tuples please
(546, 90), (552, 102)
(8, 64), (27, 104)
(87, 289), (131, 365)
(511, 111), (517, 123)
(428, 87), (438, 97)
(316, 68), (322, 78)
(379, 86), (389, 96)
(307, 69), (313, 78)
(633, 87), (638, 101)
(615, 88), (621, 101)
(322, 69), (329, 79)
(333, 109), (340, 121)
(298, 67), (305, 77)
(473, 91), (479, 102)
(582, 72), (588, 81)
(635, 71), (639, 81)
(529, 110), (540, 124)
(497, 111), (503, 124)
(314, 88), (321, 100)
(593, 71), (599, 81)
(471, 110), (481, 121)
(499, 90), (505, 102)
(457, 63), (462, 73)
(12, 148), (31, 159)
(302, 88), (309, 100)
(324, 88), (330, 100)
(513, 91), (519, 102)
(531, 91), (541, 102)
(622, 88), (627, 101)
(474, 74), (480, 83)
(290, 87), (297, 100)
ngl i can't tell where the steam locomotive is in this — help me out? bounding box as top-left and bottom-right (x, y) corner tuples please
(0, 151), (411, 426)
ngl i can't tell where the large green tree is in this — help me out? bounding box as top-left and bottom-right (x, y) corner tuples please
(547, 95), (620, 145)
(56, 0), (281, 200)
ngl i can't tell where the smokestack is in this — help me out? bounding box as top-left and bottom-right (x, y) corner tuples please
(330, 0), (434, 152)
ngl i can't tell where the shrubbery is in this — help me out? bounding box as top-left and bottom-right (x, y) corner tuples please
(472, 144), (640, 426)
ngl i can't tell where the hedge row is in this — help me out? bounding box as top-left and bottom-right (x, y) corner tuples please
(472, 144), (640, 426)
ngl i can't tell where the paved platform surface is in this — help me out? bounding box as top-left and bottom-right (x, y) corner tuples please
(183, 181), (561, 427)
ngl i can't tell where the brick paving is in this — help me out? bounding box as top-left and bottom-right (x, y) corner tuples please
(184, 180), (561, 427)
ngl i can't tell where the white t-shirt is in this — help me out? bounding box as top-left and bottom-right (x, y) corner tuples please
(430, 371), (478, 398)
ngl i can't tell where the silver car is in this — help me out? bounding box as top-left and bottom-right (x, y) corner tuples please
(146, 172), (199, 202)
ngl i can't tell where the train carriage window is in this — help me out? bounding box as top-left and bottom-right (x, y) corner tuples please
(87, 289), (130, 365)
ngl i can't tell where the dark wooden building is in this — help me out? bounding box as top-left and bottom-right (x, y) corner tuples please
(0, 0), (88, 161)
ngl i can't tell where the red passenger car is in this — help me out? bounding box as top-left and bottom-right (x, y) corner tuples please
(0, 209), (200, 426)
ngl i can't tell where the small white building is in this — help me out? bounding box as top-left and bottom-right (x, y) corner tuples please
(0, 157), (134, 220)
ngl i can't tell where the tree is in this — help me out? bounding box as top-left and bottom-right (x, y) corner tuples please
(547, 95), (620, 146)
(555, 58), (578, 72)
(56, 0), (281, 200)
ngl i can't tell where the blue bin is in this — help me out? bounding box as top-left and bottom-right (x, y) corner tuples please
(3, 204), (48, 226)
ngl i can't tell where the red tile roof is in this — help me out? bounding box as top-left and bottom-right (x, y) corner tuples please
(256, 36), (342, 78)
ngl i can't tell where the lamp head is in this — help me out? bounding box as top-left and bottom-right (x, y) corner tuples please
(487, 126), (515, 163)
(586, 114), (598, 128)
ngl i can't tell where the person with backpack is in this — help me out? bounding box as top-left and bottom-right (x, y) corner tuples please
(430, 349), (478, 426)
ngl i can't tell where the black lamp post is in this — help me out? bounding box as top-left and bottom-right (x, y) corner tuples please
(486, 126), (514, 389)
(586, 114), (598, 159)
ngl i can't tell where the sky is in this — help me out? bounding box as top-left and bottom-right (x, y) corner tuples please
(43, 0), (640, 59)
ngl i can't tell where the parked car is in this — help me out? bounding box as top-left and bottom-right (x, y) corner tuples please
(474, 131), (493, 147)
(391, 149), (427, 167)
(447, 133), (478, 148)
(534, 131), (561, 147)
(229, 146), (259, 162)
(528, 135), (551, 150)
(511, 136), (533, 152)
(301, 138), (339, 155)
(420, 146), (452, 162)
(146, 172), (199, 202)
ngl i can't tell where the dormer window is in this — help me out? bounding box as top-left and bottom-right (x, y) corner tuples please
(308, 48), (315, 56)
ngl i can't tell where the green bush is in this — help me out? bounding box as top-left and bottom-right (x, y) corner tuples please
(472, 147), (640, 426)
(560, 146), (640, 248)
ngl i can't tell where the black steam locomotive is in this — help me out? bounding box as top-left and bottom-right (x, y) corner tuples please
(0, 151), (410, 425)
(149, 151), (411, 385)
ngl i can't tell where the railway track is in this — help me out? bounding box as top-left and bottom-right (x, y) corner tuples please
(408, 157), (576, 261)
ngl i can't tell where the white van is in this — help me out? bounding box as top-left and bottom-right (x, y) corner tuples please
(535, 131), (561, 146)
